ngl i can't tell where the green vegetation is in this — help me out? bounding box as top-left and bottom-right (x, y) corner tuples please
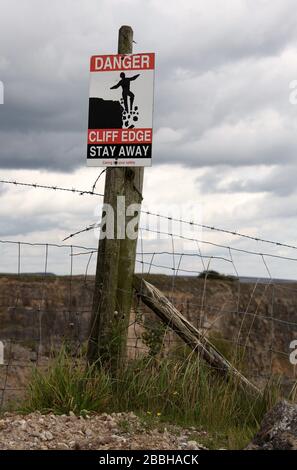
(208, 331), (248, 372)
(22, 348), (111, 415)
(21, 348), (282, 449)
(141, 321), (167, 357)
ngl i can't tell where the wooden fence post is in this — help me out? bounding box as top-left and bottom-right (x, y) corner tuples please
(87, 26), (144, 370)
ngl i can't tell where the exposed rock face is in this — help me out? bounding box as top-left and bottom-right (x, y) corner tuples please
(0, 274), (297, 401)
(247, 400), (297, 450)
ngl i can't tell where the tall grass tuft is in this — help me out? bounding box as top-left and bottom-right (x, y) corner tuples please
(21, 348), (282, 448)
(112, 354), (278, 432)
(22, 348), (111, 415)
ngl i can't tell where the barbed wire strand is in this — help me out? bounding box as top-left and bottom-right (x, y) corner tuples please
(2, 178), (297, 252)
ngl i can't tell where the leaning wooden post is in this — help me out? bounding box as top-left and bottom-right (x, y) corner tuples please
(87, 26), (144, 370)
(133, 276), (261, 398)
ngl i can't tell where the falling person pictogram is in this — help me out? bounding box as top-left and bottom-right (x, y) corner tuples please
(110, 72), (140, 113)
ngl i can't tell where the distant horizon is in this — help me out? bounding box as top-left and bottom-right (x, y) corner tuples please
(1, 271), (297, 284)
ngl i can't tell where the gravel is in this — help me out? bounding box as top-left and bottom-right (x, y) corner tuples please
(0, 411), (208, 450)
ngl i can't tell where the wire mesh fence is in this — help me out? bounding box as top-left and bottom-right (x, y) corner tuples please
(1, 178), (297, 410)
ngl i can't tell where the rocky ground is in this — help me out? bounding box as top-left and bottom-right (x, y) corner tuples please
(0, 411), (208, 450)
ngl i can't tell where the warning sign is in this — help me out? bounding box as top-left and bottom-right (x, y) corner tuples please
(87, 53), (155, 167)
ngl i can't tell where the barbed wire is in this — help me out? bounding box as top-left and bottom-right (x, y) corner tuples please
(141, 209), (297, 251)
(141, 227), (297, 262)
(91, 169), (106, 193)
(0, 179), (104, 197)
(61, 222), (297, 263)
(2, 178), (297, 252)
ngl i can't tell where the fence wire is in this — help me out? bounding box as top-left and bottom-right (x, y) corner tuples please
(0, 179), (297, 409)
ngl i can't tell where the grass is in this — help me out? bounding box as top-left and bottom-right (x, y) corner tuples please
(112, 355), (280, 449)
(20, 347), (283, 449)
(21, 348), (111, 415)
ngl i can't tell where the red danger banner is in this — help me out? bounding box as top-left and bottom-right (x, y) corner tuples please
(90, 53), (155, 72)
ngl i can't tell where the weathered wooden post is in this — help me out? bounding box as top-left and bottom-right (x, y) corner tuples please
(87, 26), (144, 370)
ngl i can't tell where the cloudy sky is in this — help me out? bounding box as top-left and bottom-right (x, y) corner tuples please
(0, 0), (297, 279)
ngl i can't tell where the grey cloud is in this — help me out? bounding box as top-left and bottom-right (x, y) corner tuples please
(156, 116), (297, 168)
(0, 217), (58, 237)
(1, 0), (297, 171)
(1, 0), (297, 280)
(197, 164), (297, 197)
(0, 130), (84, 170)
